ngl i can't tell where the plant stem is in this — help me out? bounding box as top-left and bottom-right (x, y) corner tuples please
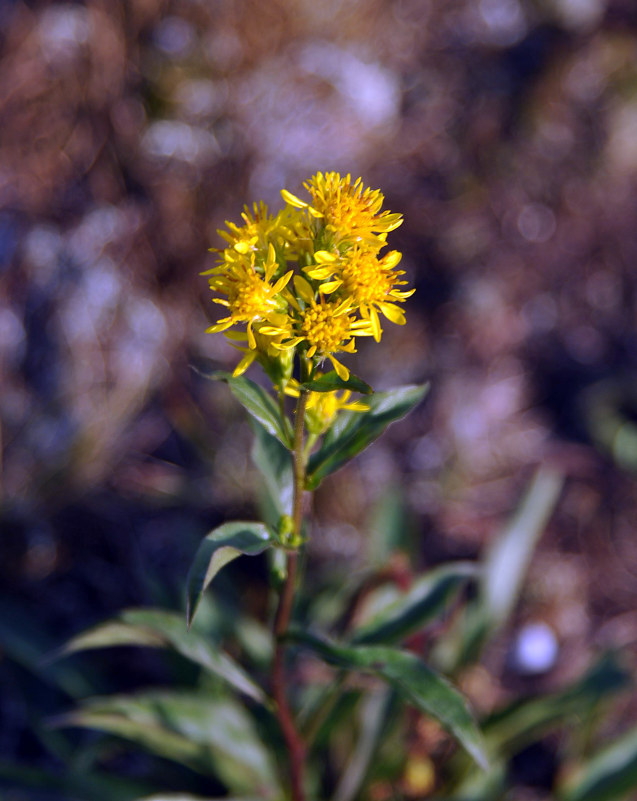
(272, 389), (309, 801)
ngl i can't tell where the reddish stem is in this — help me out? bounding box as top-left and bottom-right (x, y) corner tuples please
(271, 390), (309, 801)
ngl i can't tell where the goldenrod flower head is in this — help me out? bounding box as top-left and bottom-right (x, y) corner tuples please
(262, 289), (374, 379)
(339, 248), (415, 340)
(205, 244), (292, 349)
(282, 172), (402, 249)
(216, 201), (305, 258)
(205, 172), (410, 379)
(284, 377), (370, 434)
(305, 388), (369, 435)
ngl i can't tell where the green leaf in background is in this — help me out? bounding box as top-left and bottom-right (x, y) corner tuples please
(192, 367), (292, 446)
(57, 692), (280, 797)
(366, 483), (413, 566)
(560, 725), (637, 801)
(434, 466), (564, 671)
(306, 383), (430, 489)
(251, 421), (294, 517)
(582, 378), (637, 474)
(351, 562), (479, 646)
(289, 630), (488, 771)
(186, 522), (275, 627)
(482, 466), (564, 628)
(301, 370), (372, 394)
(58, 608), (266, 704)
(136, 796), (264, 801)
(0, 599), (96, 699)
(483, 652), (631, 756)
(0, 760), (155, 801)
(331, 689), (393, 801)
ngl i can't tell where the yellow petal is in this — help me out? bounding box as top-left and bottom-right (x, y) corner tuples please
(294, 274), (315, 304)
(370, 307), (382, 342)
(281, 189), (308, 208)
(329, 355), (350, 380)
(206, 319), (232, 333)
(379, 302), (406, 325)
(319, 279), (342, 293)
(234, 240), (254, 254)
(304, 266), (334, 280)
(314, 250), (337, 263)
(272, 270), (294, 293)
(382, 250), (402, 269)
(247, 321), (256, 349)
(233, 350), (257, 376)
(343, 401), (370, 412)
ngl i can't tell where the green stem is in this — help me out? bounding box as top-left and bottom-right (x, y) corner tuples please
(272, 389), (309, 801)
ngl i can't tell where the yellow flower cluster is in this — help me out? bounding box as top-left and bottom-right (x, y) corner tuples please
(203, 172), (413, 382)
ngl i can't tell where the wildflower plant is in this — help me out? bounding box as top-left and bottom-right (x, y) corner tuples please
(185, 172), (487, 799)
(56, 173), (507, 801)
(46, 175), (637, 801)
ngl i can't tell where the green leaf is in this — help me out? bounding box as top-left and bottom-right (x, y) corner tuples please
(561, 726), (637, 801)
(0, 759), (154, 801)
(331, 689), (393, 801)
(306, 383), (430, 488)
(351, 562), (479, 646)
(136, 796), (264, 801)
(434, 466), (564, 671)
(193, 367), (292, 446)
(483, 652), (630, 755)
(57, 691), (280, 796)
(482, 466), (564, 627)
(58, 608), (266, 704)
(187, 522), (275, 627)
(289, 630), (488, 771)
(251, 421), (294, 517)
(302, 371), (372, 395)
(0, 599), (96, 699)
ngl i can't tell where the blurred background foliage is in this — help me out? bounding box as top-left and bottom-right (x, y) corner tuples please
(1, 0), (637, 798)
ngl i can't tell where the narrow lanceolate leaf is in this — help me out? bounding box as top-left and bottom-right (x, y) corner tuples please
(192, 366), (292, 446)
(136, 796), (264, 801)
(251, 421), (294, 517)
(560, 726), (637, 801)
(332, 689), (393, 801)
(483, 651), (630, 755)
(57, 692), (280, 796)
(306, 383), (430, 489)
(187, 523), (275, 627)
(0, 760), (154, 801)
(482, 466), (564, 628)
(301, 371), (373, 395)
(289, 630), (488, 771)
(351, 562), (479, 646)
(58, 609), (265, 704)
(435, 466), (565, 671)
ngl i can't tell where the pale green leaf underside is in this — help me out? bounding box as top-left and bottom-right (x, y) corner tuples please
(560, 725), (637, 801)
(59, 608), (265, 704)
(186, 522), (275, 627)
(58, 692), (280, 797)
(352, 562), (479, 645)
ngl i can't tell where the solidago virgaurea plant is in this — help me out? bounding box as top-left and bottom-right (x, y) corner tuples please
(55, 173), (499, 801)
(186, 172), (487, 800)
(47, 174), (637, 801)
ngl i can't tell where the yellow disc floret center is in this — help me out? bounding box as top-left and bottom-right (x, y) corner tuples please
(340, 251), (392, 306)
(229, 273), (274, 320)
(300, 301), (352, 354)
